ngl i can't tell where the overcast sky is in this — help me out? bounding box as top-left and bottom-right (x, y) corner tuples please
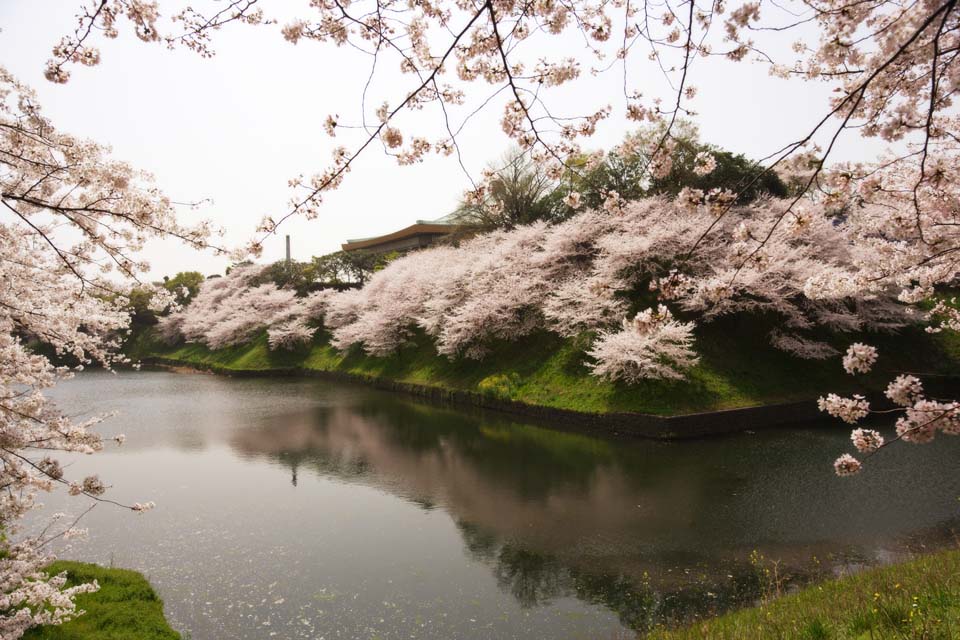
(0, 1), (890, 279)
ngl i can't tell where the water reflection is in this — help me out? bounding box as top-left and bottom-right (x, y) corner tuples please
(229, 394), (960, 632)
(41, 371), (960, 638)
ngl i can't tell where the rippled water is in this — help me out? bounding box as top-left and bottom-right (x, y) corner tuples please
(36, 370), (960, 639)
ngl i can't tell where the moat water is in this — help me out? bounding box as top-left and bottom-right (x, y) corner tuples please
(38, 370), (960, 639)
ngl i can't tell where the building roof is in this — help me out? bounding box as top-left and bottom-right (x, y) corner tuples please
(341, 213), (463, 252)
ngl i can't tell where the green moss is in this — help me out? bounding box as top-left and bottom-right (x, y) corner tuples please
(130, 315), (960, 417)
(643, 550), (960, 639)
(23, 561), (179, 640)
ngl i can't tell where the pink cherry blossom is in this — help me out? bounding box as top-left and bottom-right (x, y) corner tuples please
(833, 454), (862, 477)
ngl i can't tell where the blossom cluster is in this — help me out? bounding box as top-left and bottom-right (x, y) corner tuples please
(885, 375), (924, 407)
(817, 394), (871, 424)
(159, 265), (298, 348)
(850, 428), (884, 454)
(842, 343), (878, 375)
(164, 195), (916, 385)
(586, 306), (699, 382)
(833, 453), (862, 477)
(823, 348), (959, 475)
(0, 541), (100, 638)
(895, 400), (960, 444)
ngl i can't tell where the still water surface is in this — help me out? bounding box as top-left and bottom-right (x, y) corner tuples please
(40, 370), (960, 639)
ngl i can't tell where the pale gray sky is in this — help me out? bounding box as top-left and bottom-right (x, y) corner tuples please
(0, 1), (889, 279)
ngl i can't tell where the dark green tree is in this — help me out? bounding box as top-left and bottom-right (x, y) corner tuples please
(311, 249), (397, 286)
(249, 260), (318, 296)
(561, 121), (788, 215)
(122, 286), (160, 326)
(162, 271), (205, 304)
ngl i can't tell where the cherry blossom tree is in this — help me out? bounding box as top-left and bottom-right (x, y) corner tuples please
(161, 191), (917, 388)
(0, 65), (216, 637)
(587, 305), (699, 382)
(35, 0), (960, 510)
(157, 263), (329, 350)
(6, 0), (957, 635)
(38, 0), (956, 226)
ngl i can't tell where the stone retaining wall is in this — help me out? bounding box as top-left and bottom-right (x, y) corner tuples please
(142, 357), (851, 439)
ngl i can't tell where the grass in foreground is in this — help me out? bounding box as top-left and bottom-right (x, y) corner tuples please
(127, 313), (960, 416)
(645, 550), (960, 640)
(23, 561), (180, 640)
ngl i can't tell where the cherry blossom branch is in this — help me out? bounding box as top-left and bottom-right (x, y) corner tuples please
(254, 1), (490, 247)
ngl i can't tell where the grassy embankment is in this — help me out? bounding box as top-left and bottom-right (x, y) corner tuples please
(645, 549), (960, 640)
(23, 561), (179, 640)
(126, 312), (960, 416)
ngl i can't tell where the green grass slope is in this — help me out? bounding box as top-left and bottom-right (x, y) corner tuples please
(23, 561), (179, 640)
(644, 549), (960, 640)
(127, 314), (960, 417)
